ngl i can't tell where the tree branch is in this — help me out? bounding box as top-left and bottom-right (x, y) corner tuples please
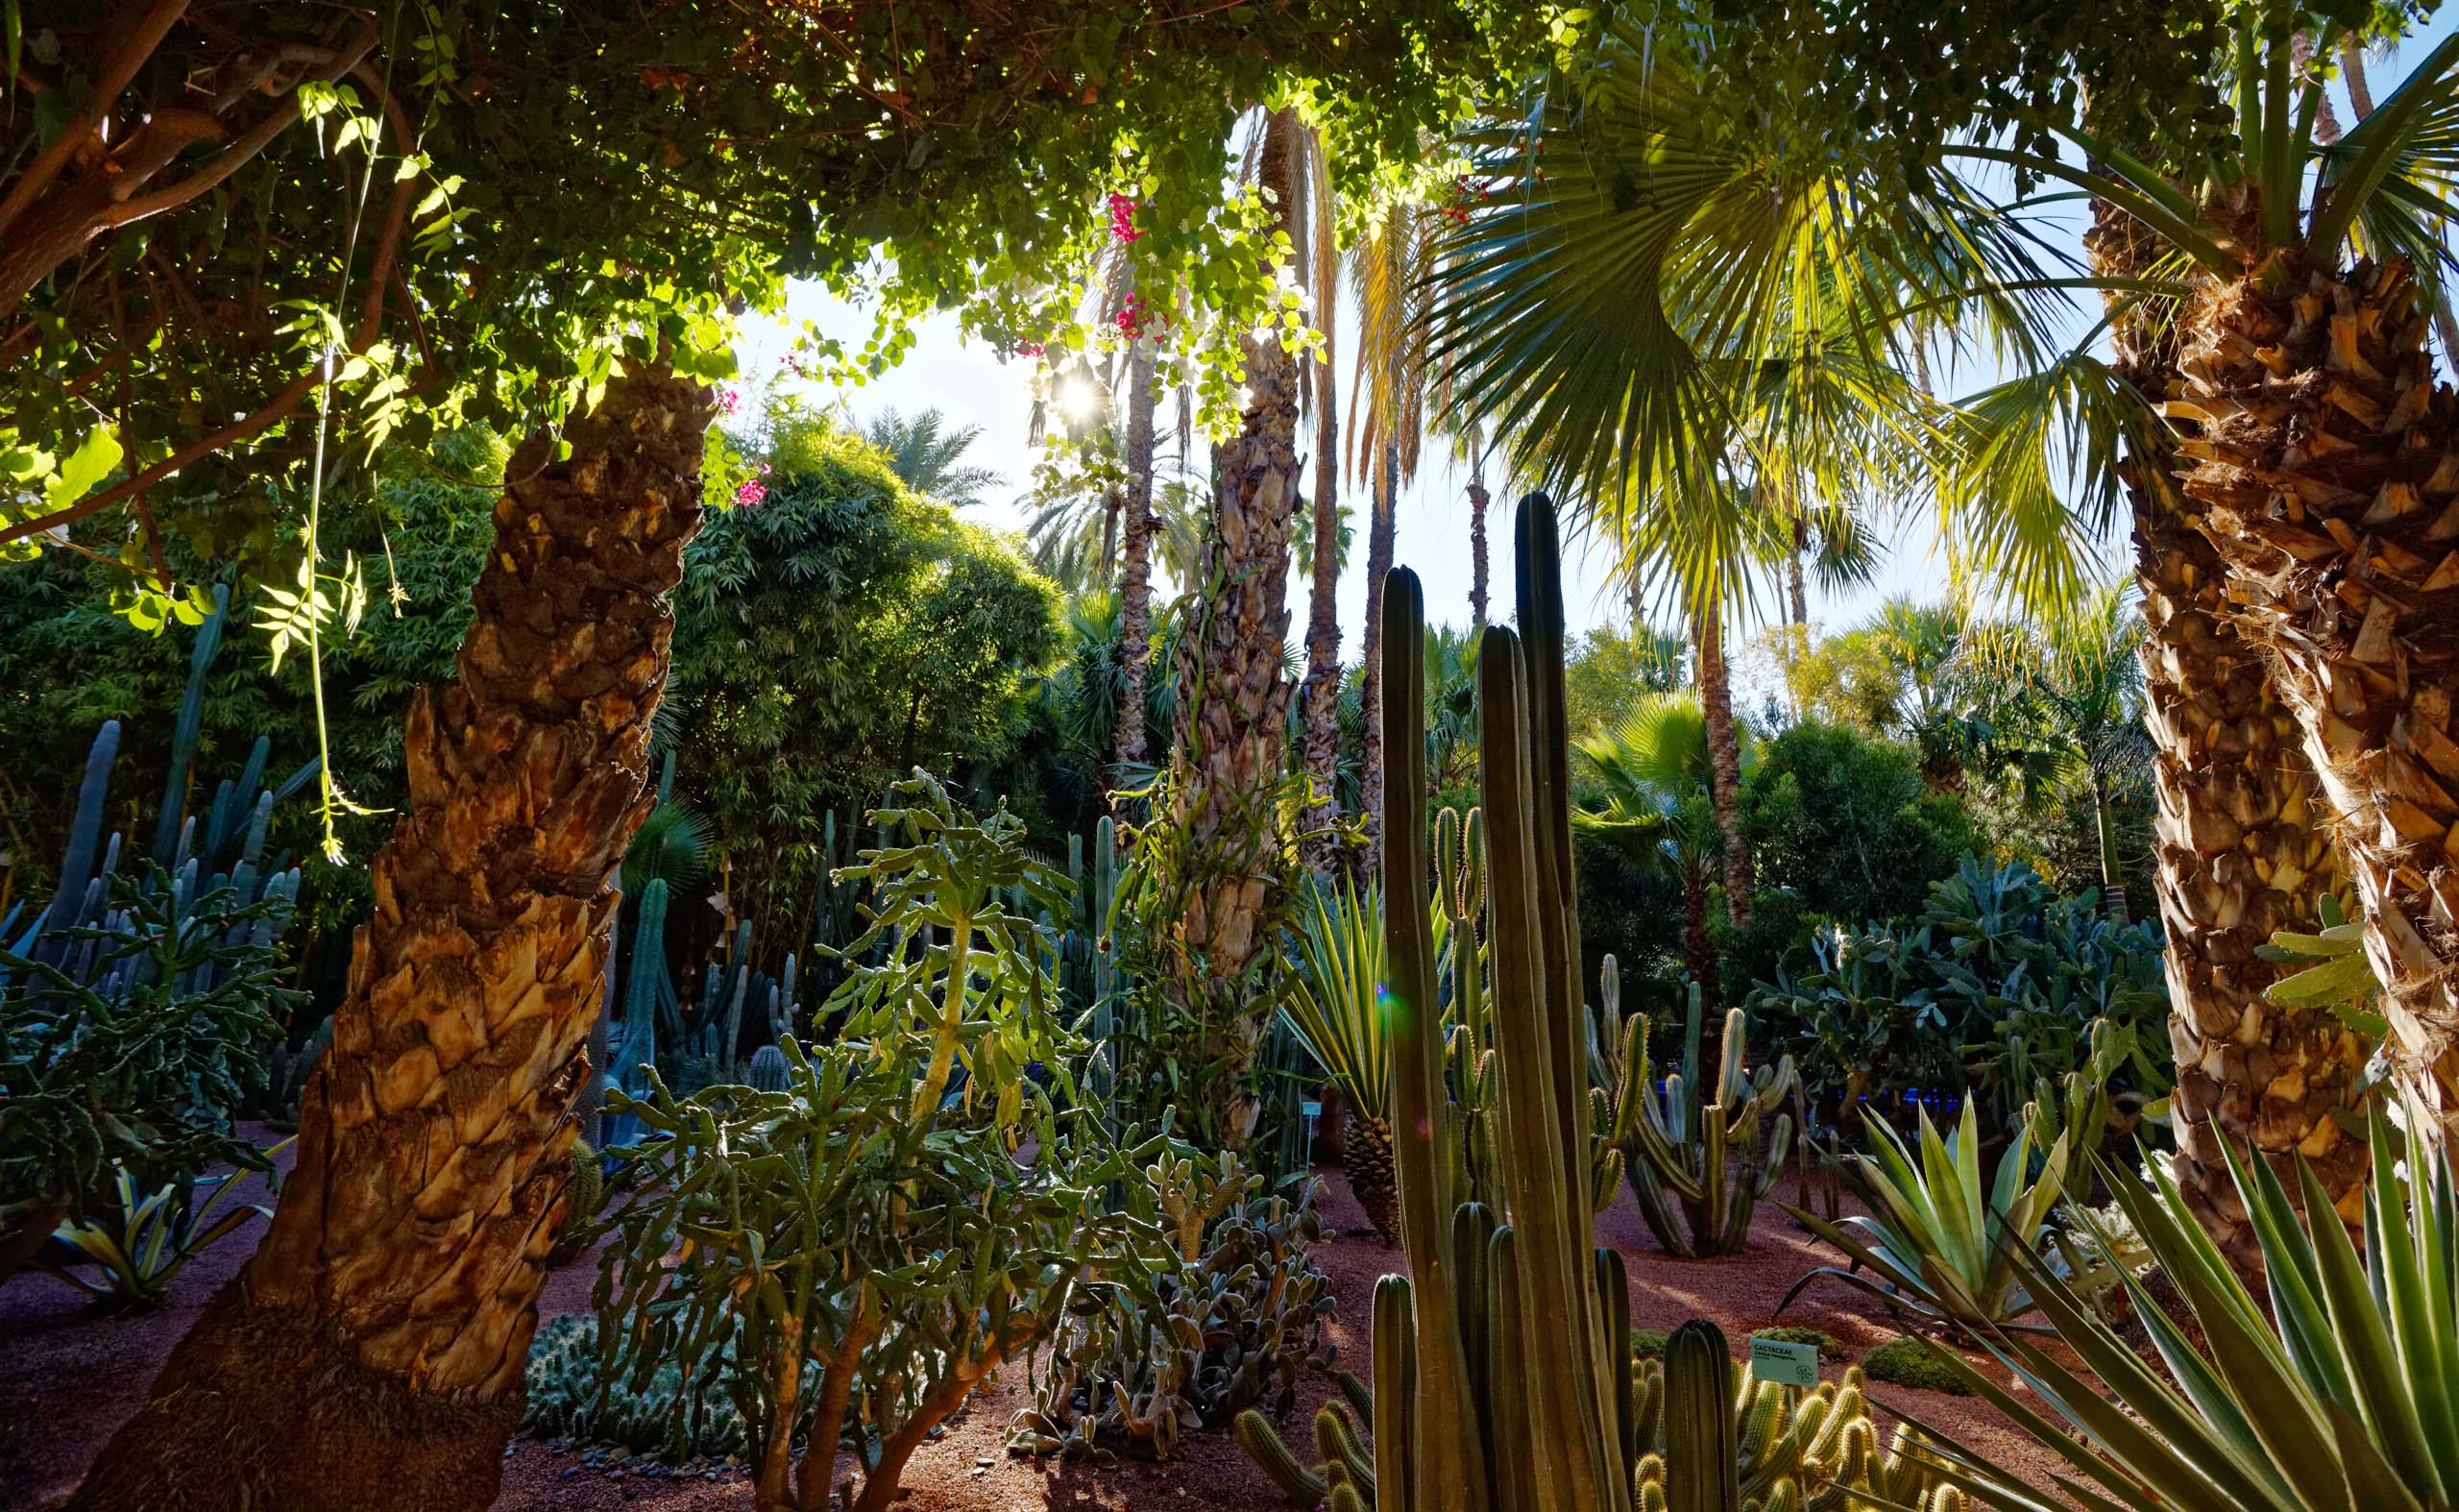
(0, 130), (418, 550)
(0, 0), (191, 238)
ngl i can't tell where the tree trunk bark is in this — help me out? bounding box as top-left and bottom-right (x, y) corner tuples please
(1117, 334), (1159, 768)
(1301, 309), (1345, 874)
(1681, 880), (1714, 992)
(2086, 192), (2366, 1260)
(1468, 465), (1492, 632)
(72, 363), (709, 1509)
(1787, 520), (1810, 628)
(1175, 108), (1304, 1148)
(1693, 609), (1752, 934)
(2173, 253), (2459, 1134)
(1357, 439), (1399, 878)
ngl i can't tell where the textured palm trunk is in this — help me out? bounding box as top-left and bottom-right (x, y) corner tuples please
(1787, 518), (1810, 628)
(1468, 467), (1492, 631)
(1693, 609), (1752, 933)
(1300, 326), (1345, 873)
(1356, 439), (1400, 877)
(2172, 253), (2459, 1132)
(1117, 334), (1159, 768)
(74, 364), (708, 1509)
(1175, 108), (1303, 1147)
(2088, 198), (2366, 1257)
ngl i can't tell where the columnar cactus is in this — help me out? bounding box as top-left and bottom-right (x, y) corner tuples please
(1377, 499), (1631, 1512)
(1606, 978), (1798, 1257)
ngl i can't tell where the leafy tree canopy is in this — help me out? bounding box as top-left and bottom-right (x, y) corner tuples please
(667, 404), (1061, 928)
(4, 0), (1572, 599)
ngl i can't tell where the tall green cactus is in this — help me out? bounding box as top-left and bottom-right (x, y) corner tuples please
(1379, 498), (1631, 1512)
(1604, 976), (1798, 1257)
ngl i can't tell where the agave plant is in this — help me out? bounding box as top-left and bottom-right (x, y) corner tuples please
(40, 1152), (284, 1309)
(1281, 876), (1399, 1243)
(1782, 1101), (2072, 1333)
(1909, 1111), (2459, 1512)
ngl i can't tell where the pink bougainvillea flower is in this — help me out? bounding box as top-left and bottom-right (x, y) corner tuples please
(733, 478), (767, 507)
(716, 385), (742, 415)
(1107, 191), (1141, 244)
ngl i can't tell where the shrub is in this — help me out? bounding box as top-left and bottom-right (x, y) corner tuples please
(588, 776), (1133, 1512)
(1860, 1336), (1973, 1395)
(1739, 721), (1978, 929)
(1743, 854), (2168, 1136)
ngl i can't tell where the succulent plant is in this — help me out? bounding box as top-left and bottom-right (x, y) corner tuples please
(1601, 973), (1799, 1257)
(1010, 1150), (1336, 1462)
(745, 1043), (791, 1093)
(1358, 500), (1634, 1511)
(1247, 1323), (1954, 1512)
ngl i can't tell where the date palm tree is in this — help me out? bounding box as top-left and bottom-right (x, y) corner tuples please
(861, 407), (1002, 508)
(76, 364), (709, 1505)
(1174, 105), (1310, 1146)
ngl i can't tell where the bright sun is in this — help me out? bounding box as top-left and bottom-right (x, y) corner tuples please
(1057, 374), (1102, 425)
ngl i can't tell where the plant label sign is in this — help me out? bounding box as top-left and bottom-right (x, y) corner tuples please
(1749, 1335), (1819, 1388)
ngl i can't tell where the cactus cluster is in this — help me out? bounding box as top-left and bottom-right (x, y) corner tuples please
(1601, 972), (1799, 1257)
(1349, 500), (1635, 1512)
(1010, 1152), (1335, 1462)
(1245, 1322), (1957, 1512)
(1630, 1350), (1960, 1512)
(1, 588), (311, 1264)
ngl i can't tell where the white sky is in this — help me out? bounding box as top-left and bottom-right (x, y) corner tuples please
(730, 14), (2455, 653)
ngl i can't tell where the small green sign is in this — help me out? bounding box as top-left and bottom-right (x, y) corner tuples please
(1748, 1335), (1820, 1388)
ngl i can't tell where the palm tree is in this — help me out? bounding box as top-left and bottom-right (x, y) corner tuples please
(1419, 14), (2381, 1239)
(1347, 191), (1442, 875)
(1282, 123), (1349, 874)
(1025, 468), (1205, 596)
(1572, 692), (1739, 989)
(1931, 13), (2459, 1132)
(77, 364), (709, 1505)
(1173, 105), (1309, 1146)
(1965, 584), (2155, 919)
(861, 407), (1003, 507)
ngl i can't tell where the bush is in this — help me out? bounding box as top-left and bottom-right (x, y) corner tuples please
(1740, 721), (1977, 928)
(1743, 854), (2168, 1137)
(588, 777), (1136, 1512)
(1859, 1336), (1973, 1395)
(668, 407), (1061, 930)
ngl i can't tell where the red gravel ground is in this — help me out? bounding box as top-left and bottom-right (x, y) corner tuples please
(2, 1133), (2075, 1511)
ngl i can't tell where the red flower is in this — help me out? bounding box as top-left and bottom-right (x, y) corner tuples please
(1107, 191), (1141, 244)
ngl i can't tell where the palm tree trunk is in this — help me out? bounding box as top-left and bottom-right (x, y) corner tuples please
(2088, 192), (2366, 1259)
(1301, 308), (1345, 873)
(1787, 519), (1811, 628)
(73, 363), (709, 1509)
(2174, 253), (2459, 1134)
(1117, 333), (1159, 768)
(1681, 879), (1714, 991)
(1468, 465), (1492, 632)
(1693, 609), (1752, 934)
(1357, 439), (1399, 877)
(1099, 482), (1121, 587)
(1175, 107), (1303, 1147)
